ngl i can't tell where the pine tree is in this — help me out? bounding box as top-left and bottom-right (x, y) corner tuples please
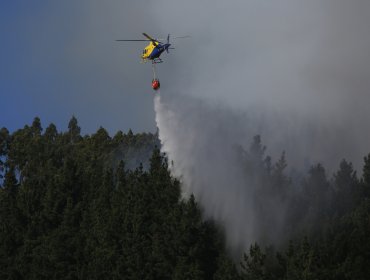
(0, 127), (10, 181)
(0, 168), (23, 279)
(332, 159), (359, 217)
(241, 243), (269, 280)
(361, 154), (370, 198)
(302, 164), (331, 235)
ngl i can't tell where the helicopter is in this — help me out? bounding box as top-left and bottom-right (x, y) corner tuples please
(116, 32), (188, 64)
(116, 33), (189, 90)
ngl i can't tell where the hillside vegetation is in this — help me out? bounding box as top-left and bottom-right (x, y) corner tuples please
(1, 117), (370, 279)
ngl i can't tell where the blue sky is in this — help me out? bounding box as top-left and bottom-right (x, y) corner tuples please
(1, 0), (370, 170)
(1, 1), (159, 135)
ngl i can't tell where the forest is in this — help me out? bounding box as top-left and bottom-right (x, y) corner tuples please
(1, 117), (370, 279)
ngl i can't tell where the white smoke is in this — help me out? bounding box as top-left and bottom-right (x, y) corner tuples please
(152, 0), (370, 256)
(155, 94), (296, 255)
(155, 94), (255, 253)
(154, 91), (368, 255)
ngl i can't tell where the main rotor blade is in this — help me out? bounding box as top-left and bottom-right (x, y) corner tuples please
(157, 35), (191, 40)
(172, 35), (191, 39)
(142, 33), (155, 41)
(116, 39), (150, 41)
(142, 33), (159, 46)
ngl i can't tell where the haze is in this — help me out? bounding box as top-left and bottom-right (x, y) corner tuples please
(2, 0), (370, 254)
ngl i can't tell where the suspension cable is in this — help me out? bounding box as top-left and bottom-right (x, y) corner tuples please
(152, 63), (157, 80)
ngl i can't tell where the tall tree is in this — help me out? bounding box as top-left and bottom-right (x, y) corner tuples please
(332, 159), (359, 217)
(67, 116), (81, 144)
(0, 168), (23, 279)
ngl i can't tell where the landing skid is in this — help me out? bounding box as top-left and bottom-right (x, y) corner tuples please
(152, 58), (163, 64)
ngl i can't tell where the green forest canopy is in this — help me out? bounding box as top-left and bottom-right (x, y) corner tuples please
(1, 117), (370, 279)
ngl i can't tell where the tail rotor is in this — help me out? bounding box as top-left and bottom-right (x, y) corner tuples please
(165, 34), (171, 53)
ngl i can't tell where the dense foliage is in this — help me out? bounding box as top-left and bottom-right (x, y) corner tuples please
(238, 136), (370, 280)
(1, 117), (370, 279)
(0, 117), (239, 279)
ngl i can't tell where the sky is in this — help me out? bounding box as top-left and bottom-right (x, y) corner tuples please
(1, 0), (370, 166)
(1, 1), (162, 134)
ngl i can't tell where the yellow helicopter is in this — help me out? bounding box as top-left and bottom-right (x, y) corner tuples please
(116, 33), (189, 64)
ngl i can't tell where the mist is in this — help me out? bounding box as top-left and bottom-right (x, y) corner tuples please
(151, 0), (370, 170)
(155, 95), (264, 253)
(152, 0), (370, 254)
(3, 0), (370, 256)
(154, 93), (335, 255)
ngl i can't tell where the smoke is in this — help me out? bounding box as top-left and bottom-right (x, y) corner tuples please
(153, 0), (370, 256)
(4, 0), (370, 255)
(152, 0), (370, 169)
(4, 0), (370, 138)
(154, 94), (255, 253)
(153, 92), (353, 254)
